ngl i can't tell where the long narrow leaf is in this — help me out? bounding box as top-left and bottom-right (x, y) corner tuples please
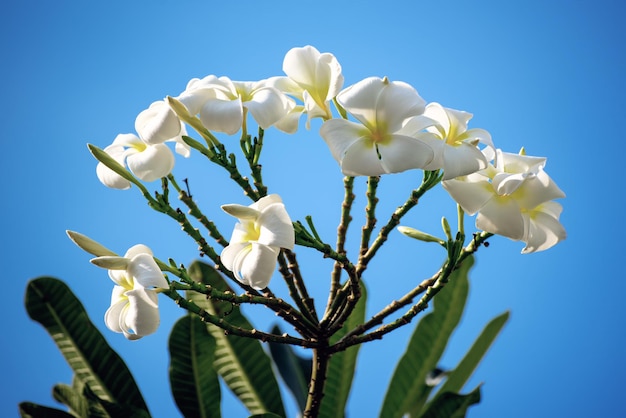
(268, 324), (311, 412)
(319, 282), (368, 418)
(52, 383), (108, 418)
(187, 261), (285, 417)
(18, 402), (75, 418)
(24, 277), (148, 413)
(435, 311), (510, 396)
(379, 257), (474, 418)
(419, 385), (481, 418)
(169, 314), (222, 418)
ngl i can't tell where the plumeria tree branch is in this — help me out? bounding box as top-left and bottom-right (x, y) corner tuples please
(356, 169), (443, 275)
(276, 252), (320, 333)
(163, 288), (319, 348)
(326, 176), (355, 313)
(239, 126), (268, 198)
(166, 174), (229, 247)
(359, 176), (380, 256)
(331, 231), (492, 353)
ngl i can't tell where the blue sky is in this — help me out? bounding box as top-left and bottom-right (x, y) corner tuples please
(2, 1), (624, 417)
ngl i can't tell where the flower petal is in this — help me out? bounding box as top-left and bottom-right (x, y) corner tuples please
(135, 101), (181, 145)
(521, 202), (566, 253)
(127, 253), (167, 289)
(339, 137), (386, 176)
(320, 119), (370, 165)
(257, 202), (295, 249)
(440, 142), (488, 180)
(376, 134), (434, 174)
(104, 290), (127, 334)
(123, 288), (160, 338)
(475, 196), (525, 240)
(199, 97), (243, 135)
(240, 243), (279, 290)
(220, 242), (249, 274)
(283, 45), (322, 90)
(338, 77), (425, 132)
(126, 144), (174, 182)
(442, 177), (494, 215)
(244, 87), (291, 129)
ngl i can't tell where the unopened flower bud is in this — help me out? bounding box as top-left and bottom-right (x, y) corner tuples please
(66, 230), (117, 257)
(397, 226), (445, 245)
(441, 217), (452, 241)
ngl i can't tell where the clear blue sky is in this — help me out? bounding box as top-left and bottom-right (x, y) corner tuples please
(2, 1), (624, 417)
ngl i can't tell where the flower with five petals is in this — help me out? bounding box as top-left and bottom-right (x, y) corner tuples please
(177, 75), (292, 135)
(96, 133), (175, 189)
(220, 195), (295, 290)
(443, 149), (566, 253)
(268, 45), (344, 129)
(320, 77), (435, 176)
(91, 244), (168, 340)
(405, 103), (495, 180)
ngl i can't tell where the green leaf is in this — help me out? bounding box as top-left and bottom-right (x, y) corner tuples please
(169, 314), (221, 418)
(24, 277), (148, 414)
(419, 386), (481, 418)
(247, 414), (283, 418)
(268, 324), (312, 412)
(319, 282), (368, 418)
(82, 385), (151, 418)
(52, 383), (108, 418)
(187, 261), (285, 417)
(435, 311), (510, 397)
(379, 257), (474, 418)
(18, 402), (75, 418)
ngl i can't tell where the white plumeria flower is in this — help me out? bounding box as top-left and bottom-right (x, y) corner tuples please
(92, 244), (168, 340)
(177, 75), (292, 135)
(135, 100), (182, 145)
(136, 100), (191, 157)
(96, 133), (175, 189)
(319, 76), (435, 176)
(405, 103), (495, 180)
(220, 194), (295, 290)
(443, 149), (566, 253)
(268, 45), (344, 129)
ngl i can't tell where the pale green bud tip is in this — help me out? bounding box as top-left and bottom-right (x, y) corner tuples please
(519, 146), (526, 156)
(66, 230), (118, 257)
(441, 217), (452, 240)
(88, 144), (137, 184)
(221, 204), (259, 220)
(397, 226), (445, 245)
(166, 96), (191, 119)
(90, 256), (129, 270)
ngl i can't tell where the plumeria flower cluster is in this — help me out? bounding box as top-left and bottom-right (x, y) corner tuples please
(86, 45), (566, 340)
